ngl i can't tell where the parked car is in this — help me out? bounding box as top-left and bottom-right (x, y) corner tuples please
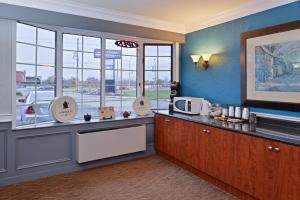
(17, 90), (99, 126)
(19, 91), (55, 125)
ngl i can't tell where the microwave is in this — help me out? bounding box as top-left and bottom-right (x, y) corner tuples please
(173, 97), (203, 115)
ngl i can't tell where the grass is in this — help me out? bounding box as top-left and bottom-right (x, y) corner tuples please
(123, 89), (170, 99)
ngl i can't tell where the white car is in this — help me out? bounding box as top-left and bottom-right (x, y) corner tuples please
(19, 91), (55, 125)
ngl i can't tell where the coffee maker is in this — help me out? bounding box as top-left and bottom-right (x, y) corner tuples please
(169, 82), (180, 113)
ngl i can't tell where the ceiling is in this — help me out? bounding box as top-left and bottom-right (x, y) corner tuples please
(0, 0), (297, 33)
(71, 0), (251, 24)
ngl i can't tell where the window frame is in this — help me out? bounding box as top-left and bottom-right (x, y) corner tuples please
(143, 43), (173, 110)
(62, 33), (103, 118)
(104, 38), (138, 113)
(13, 21), (176, 128)
(15, 22), (58, 126)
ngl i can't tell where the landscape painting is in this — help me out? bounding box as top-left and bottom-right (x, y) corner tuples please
(255, 40), (300, 92)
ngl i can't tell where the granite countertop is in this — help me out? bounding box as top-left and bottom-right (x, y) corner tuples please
(155, 110), (300, 146)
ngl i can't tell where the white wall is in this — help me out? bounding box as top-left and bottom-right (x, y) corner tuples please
(0, 19), (14, 122)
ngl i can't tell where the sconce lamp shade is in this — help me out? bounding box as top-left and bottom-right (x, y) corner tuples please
(190, 54), (201, 64)
(202, 54), (212, 61)
(201, 54), (212, 70)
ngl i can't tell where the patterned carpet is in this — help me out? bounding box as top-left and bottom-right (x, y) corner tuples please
(0, 156), (237, 200)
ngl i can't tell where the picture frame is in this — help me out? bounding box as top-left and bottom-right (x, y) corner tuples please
(98, 106), (115, 120)
(240, 20), (300, 112)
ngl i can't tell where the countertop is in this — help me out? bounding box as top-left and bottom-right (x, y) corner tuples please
(155, 110), (300, 146)
(15, 114), (154, 130)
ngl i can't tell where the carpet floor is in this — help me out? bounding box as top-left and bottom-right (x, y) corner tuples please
(0, 156), (237, 200)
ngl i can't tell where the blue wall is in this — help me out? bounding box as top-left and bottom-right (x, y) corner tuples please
(181, 1), (300, 117)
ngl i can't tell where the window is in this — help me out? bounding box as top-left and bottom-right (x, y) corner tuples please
(16, 23), (56, 126)
(15, 22), (175, 127)
(144, 44), (172, 110)
(62, 34), (102, 118)
(104, 39), (137, 113)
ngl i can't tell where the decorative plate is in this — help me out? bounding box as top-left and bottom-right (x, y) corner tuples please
(50, 96), (77, 123)
(133, 96), (151, 116)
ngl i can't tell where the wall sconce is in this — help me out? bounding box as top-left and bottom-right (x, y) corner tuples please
(190, 55), (201, 66)
(190, 54), (212, 70)
(201, 54), (212, 70)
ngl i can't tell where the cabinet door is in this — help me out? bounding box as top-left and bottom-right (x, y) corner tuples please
(195, 125), (233, 183)
(252, 138), (279, 200)
(154, 114), (165, 152)
(155, 115), (180, 158)
(176, 119), (198, 167)
(230, 132), (256, 196)
(273, 141), (300, 200)
(194, 124), (210, 172)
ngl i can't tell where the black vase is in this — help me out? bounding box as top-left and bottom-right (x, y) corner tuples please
(84, 113), (91, 121)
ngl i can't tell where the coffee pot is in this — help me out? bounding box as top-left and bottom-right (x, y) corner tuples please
(200, 100), (211, 116)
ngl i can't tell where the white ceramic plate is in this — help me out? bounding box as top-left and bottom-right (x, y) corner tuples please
(50, 96), (77, 123)
(133, 96), (151, 116)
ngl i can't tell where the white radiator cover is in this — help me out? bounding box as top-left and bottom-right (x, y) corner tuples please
(76, 125), (146, 163)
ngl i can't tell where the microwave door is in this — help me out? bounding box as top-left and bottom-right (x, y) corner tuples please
(175, 100), (186, 111)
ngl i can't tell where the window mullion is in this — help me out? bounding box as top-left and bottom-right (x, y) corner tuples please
(80, 36), (84, 116)
(56, 29), (63, 97)
(34, 27), (38, 124)
(101, 37), (106, 106)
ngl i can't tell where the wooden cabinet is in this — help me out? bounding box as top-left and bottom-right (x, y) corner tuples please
(155, 115), (197, 167)
(194, 125), (233, 183)
(154, 114), (300, 200)
(252, 138), (300, 200)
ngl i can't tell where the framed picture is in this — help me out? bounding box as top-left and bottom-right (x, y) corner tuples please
(241, 20), (300, 111)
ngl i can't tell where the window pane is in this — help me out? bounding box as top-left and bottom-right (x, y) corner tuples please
(82, 69), (101, 88)
(16, 64), (35, 89)
(37, 47), (55, 66)
(145, 57), (157, 70)
(106, 39), (120, 50)
(16, 43), (35, 64)
(38, 28), (55, 48)
(122, 47), (137, 56)
(16, 23), (36, 44)
(63, 88), (81, 102)
(80, 102), (100, 118)
(158, 46), (171, 56)
(122, 56), (136, 70)
(144, 44), (172, 110)
(158, 85), (171, 99)
(158, 57), (171, 70)
(63, 34), (82, 51)
(121, 98), (135, 112)
(63, 51), (82, 68)
(144, 85), (157, 100)
(83, 52), (100, 69)
(145, 71), (157, 85)
(83, 36), (101, 52)
(16, 24), (57, 127)
(158, 71), (171, 84)
(63, 68), (82, 91)
(122, 71), (136, 86)
(37, 66), (55, 89)
(145, 46), (157, 56)
(106, 57), (121, 70)
(105, 70), (121, 85)
(158, 99), (169, 109)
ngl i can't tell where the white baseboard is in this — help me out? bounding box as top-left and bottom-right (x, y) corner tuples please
(0, 114), (12, 122)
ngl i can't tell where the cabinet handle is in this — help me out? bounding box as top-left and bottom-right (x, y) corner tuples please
(267, 146), (273, 151)
(274, 147), (280, 152)
(206, 129), (211, 133)
(202, 129), (207, 133)
(165, 119), (171, 122)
